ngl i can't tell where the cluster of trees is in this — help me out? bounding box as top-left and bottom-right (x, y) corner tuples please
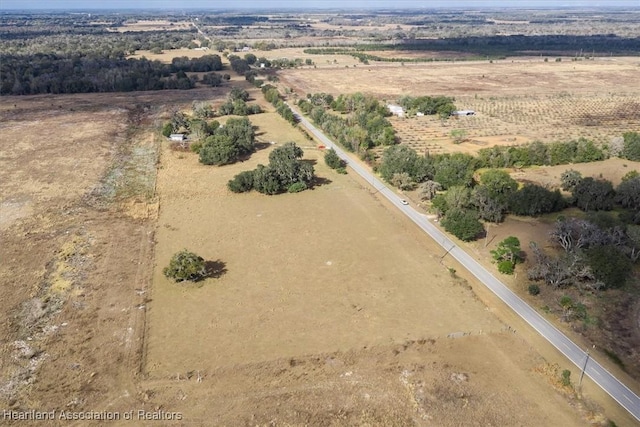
(218, 87), (263, 116)
(228, 54), (250, 75)
(201, 72), (230, 87)
(303, 34), (640, 61)
(429, 169), (548, 241)
(262, 85), (297, 124)
(529, 214), (639, 291)
(201, 15), (269, 26)
(298, 92), (396, 152)
(244, 69), (265, 89)
(398, 95), (457, 118)
(162, 88), (262, 141)
(197, 117), (256, 166)
(561, 170), (640, 221)
(170, 55), (223, 72)
(270, 57), (313, 68)
(477, 138), (606, 168)
(1, 53), (224, 95)
(303, 47), (486, 64)
(375, 144), (615, 240)
(228, 142), (315, 195)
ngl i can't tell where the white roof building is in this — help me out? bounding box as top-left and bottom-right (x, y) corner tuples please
(387, 104), (405, 117)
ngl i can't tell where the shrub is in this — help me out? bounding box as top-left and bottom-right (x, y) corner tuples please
(324, 148), (345, 169)
(163, 250), (206, 282)
(497, 260), (515, 274)
(288, 182), (308, 193)
(560, 369), (571, 387)
(528, 284), (540, 295)
(228, 170), (254, 193)
(622, 170), (639, 182)
(190, 141), (203, 154)
(162, 122), (173, 137)
(450, 129), (467, 144)
(621, 131), (640, 161)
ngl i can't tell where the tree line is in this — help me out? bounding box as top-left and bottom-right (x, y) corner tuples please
(478, 133), (640, 166)
(1, 53), (224, 95)
(262, 85), (297, 125)
(1, 21), (197, 57)
(376, 134), (640, 242)
(297, 92), (396, 152)
(303, 34), (640, 60)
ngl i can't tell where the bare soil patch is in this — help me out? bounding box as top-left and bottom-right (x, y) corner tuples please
(0, 93), (161, 417)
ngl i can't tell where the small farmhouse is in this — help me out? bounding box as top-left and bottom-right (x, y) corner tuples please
(387, 104), (405, 117)
(452, 110), (476, 116)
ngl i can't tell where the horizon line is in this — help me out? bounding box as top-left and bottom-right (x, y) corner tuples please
(2, 5), (640, 11)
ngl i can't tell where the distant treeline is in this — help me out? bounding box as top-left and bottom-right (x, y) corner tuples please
(0, 54), (223, 95)
(200, 15), (268, 26)
(0, 28), (197, 57)
(305, 34), (640, 59)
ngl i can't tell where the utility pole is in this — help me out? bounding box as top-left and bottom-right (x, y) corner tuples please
(484, 223), (490, 247)
(579, 349), (591, 389)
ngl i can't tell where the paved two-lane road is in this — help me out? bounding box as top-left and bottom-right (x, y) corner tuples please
(289, 105), (640, 422)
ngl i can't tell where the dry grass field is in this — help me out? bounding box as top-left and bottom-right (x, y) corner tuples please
(143, 110), (595, 425)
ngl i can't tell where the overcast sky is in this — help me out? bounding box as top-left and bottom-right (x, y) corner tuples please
(1, 0), (639, 10)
